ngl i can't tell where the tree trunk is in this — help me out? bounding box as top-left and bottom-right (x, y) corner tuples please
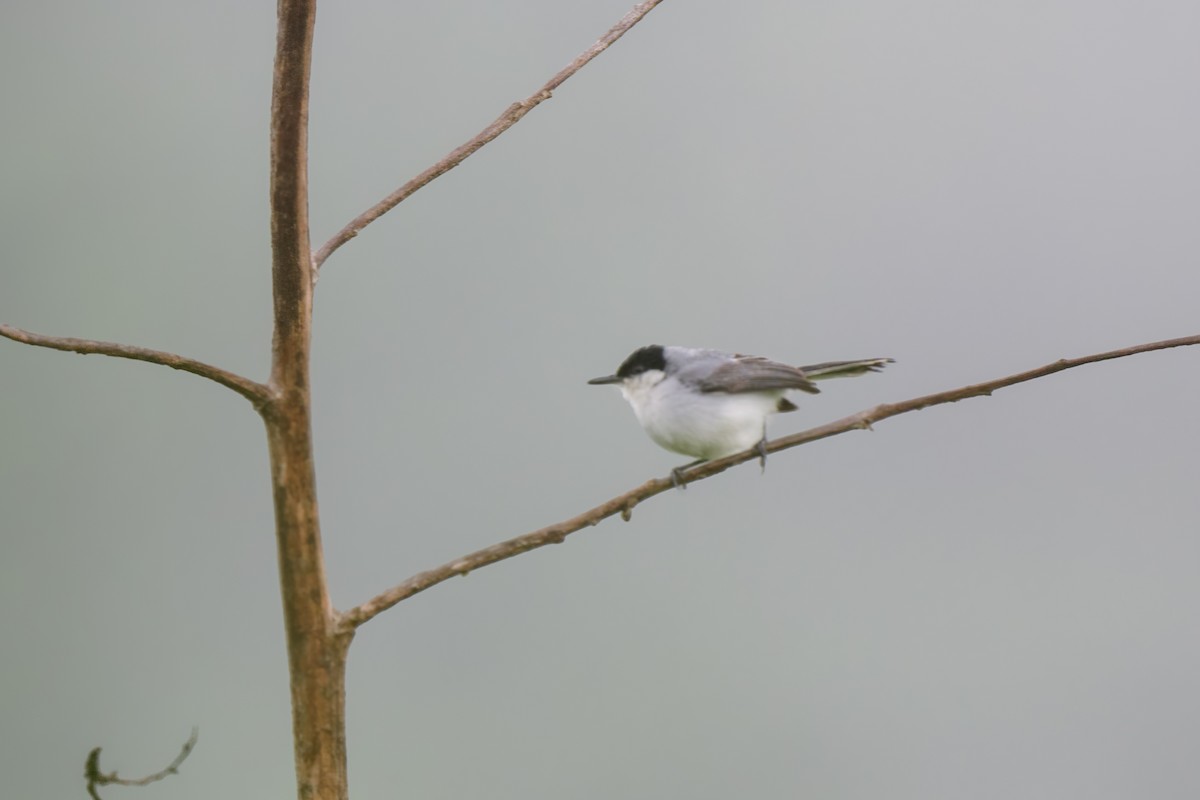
(267, 2), (350, 799)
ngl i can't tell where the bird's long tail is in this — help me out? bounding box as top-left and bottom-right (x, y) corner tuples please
(798, 357), (894, 381)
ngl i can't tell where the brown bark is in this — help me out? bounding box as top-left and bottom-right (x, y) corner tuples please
(267, 2), (352, 799)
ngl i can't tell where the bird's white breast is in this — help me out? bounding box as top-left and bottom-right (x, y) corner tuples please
(619, 370), (784, 460)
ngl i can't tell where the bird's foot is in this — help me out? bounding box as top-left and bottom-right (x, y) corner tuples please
(671, 459), (706, 490)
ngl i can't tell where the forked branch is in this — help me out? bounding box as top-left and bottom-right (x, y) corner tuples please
(84, 727), (198, 800)
(0, 324), (271, 408)
(312, 0), (666, 274)
(340, 333), (1200, 629)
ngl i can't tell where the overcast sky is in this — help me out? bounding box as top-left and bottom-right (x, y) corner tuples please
(3, 2), (1199, 798)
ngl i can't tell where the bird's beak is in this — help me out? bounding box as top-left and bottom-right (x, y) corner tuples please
(587, 374), (622, 385)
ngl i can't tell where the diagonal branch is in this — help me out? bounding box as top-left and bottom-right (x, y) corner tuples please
(312, 0), (666, 274)
(339, 333), (1200, 630)
(0, 324), (272, 408)
(84, 727), (198, 800)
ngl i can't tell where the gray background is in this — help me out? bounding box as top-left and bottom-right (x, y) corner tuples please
(2, 1), (1199, 798)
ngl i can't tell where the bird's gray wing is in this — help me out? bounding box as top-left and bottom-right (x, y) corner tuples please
(694, 355), (820, 395)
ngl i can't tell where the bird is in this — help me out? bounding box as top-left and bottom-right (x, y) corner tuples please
(588, 345), (892, 484)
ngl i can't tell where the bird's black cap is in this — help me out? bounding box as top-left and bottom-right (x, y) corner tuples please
(588, 344), (666, 385)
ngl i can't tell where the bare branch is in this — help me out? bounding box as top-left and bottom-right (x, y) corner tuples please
(0, 324), (272, 408)
(84, 727), (198, 800)
(267, 4), (354, 800)
(340, 333), (1200, 629)
(312, 0), (666, 274)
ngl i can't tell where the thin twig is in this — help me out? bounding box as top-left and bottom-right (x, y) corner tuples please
(0, 324), (272, 408)
(339, 333), (1200, 630)
(312, 0), (666, 274)
(84, 728), (198, 800)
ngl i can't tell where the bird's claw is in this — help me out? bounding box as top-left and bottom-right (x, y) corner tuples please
(670, 458), (706, 490)
(671, 466), (689, 490)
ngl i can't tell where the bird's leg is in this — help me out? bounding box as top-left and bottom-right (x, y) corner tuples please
(671, 458), (706, 490)
(757, 429), (768, 473)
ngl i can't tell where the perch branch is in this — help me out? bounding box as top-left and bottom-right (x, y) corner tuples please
(0, 324), (271, 408)
(340, 333), (1200, 630)
(312, 0), (666, 274)
(84, 727), (198, 800)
